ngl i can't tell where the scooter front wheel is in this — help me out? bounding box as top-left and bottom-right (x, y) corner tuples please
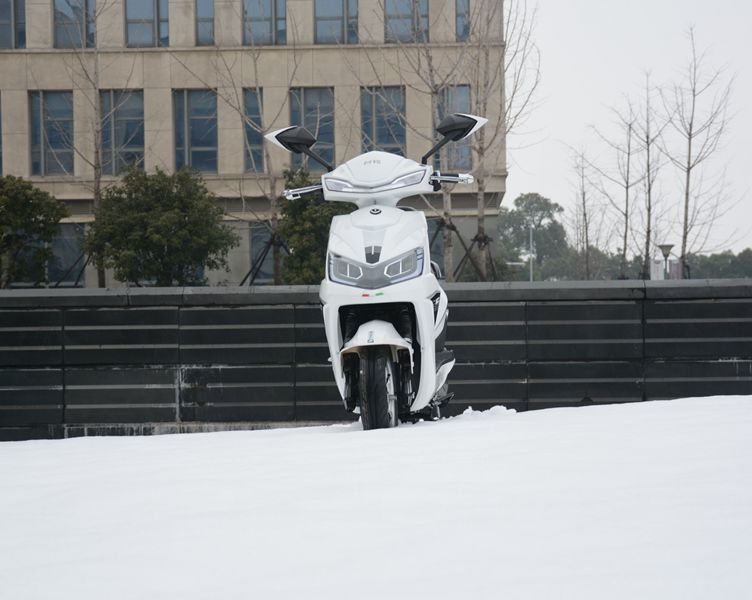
(359, 346), (398, 430)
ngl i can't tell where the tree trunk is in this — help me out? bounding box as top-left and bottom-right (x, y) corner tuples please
(271, 210), (280, 285)
(620, 123), (632, 279)
(93, 140), (106, 288)
(680, 160), (692, 278)
(443, 190), (454, 282)
(642, 119), (654, 280)
(476, 177), (488, 281)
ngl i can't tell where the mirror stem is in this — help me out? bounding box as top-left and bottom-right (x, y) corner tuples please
(302, 148), (334, 172)
(421, 136), (452, 165)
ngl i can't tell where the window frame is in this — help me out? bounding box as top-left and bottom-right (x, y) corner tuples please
(47, 223), (86, 287)
(243, 88), (264, 173)
(30, 90), (75, 177)
(125, 0), (168, 48)
(361, 85), (406, 156)
(242, 0), (286, 46)
(289, 87), (334, 172)
(314, 0), (357, 45)
(195, 0), (214, 46)
(100, 89), (145, 176)
(384, 0), (428, 44)
(0, 0), (25, 48)
(173, 89), (218, 173)
(54, 0), (96, 49)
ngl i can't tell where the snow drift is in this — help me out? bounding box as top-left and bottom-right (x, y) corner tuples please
(1, 396), (751, 599)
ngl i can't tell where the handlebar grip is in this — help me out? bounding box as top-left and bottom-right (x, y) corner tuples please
(429, 172), (474, 186)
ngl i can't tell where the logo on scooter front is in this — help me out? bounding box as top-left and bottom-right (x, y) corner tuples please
(367, 331), (374, 343)
(370, 208), (381, 215)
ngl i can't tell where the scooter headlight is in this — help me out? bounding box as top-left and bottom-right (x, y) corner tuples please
(329, 254), (364, 285)
(324, 170), (426, 193)
(325, 178), (356, 193)
(388, 170), (426, 188)
(327, 248), (425, 289)
(383, 248), (424, 284)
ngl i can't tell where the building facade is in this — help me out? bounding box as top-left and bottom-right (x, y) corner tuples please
(0, 0), (506, 286)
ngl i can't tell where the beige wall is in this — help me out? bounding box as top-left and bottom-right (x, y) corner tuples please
(1, 0), (506, 287)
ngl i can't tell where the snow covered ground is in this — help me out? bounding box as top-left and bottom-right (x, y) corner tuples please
(1, 396), (751, 600)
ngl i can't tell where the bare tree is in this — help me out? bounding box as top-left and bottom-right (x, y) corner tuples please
(466, 0), (507, 280)
(573, 151), (592, 279)
(30, 0), (143, 287)
(459, 0), (541, 280)
(632, 72), (669, 278)
(569, 149), (611, 279)
(587, 100), (642, 278)
(502, 0), (541, 137)
(456, 0), (541, 280)
(173, 44), (303, 284)
(345, 1), (519, 281)
(588, 79), (670, 280)
(661, 28), (733, 277)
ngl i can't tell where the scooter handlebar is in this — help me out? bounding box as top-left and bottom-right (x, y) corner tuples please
(429, 172), (475, 185)
(283, 173), (473, 199)
(282, 184), (324, 200)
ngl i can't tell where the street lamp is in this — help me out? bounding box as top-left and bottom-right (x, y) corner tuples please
(658, 243), (673, 280)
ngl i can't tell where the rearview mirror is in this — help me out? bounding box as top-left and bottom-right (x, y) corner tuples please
(265, 126), (317, 154)
(265, 125), (333, 171)
(436, 113), (488, 141)
(421, 113), (488, 164)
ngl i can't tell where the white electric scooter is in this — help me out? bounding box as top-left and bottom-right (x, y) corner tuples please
(266, 113), (487, 429)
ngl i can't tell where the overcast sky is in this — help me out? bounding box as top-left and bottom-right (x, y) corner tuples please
(504, 0), (752, 254)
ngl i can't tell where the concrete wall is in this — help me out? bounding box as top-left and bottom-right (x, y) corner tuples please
(2, 279), (752, 440)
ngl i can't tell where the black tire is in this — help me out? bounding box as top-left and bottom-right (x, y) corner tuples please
(359, 347), (398, 430)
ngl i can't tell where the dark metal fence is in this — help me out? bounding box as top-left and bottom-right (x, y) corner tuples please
(2, 280), (751, 440)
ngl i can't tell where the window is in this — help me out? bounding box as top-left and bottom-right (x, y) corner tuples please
(126, 0), (168, 47)
(435, 85), (471, 170)
(101, 90), (144, 175)
(289, 87), (334, 171)
(174, 89), (217, 173)
(196, 0), (213, 45)
(361, 86), (405, 156)
(54, 0), (95, 48)
(427, 217), (444, 273)
(456, 0), (469, 42)
(249, 223), (274, 284)
(11, 223), (86, 287)
(30, 91), (74, 176)
(48, 223), (86, 287)
(315, 0), (357, 44)
(0, 0), (24, 48)
(243, 88), (264, 172)
(243, 0), (285, 45)
(385, 0), (427, 43)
